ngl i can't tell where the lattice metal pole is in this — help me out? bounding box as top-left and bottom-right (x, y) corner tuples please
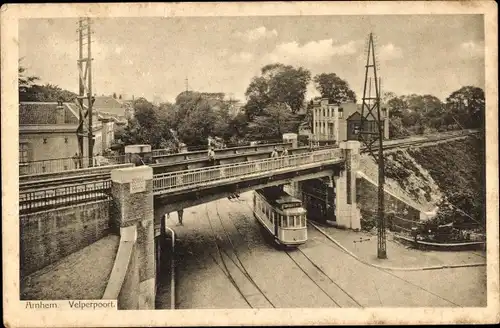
(358, 33), (387, 259)
(76, 17), (95, 168)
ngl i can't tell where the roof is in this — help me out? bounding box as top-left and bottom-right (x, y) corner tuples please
(67, 98), (128, 124)
(258, 187), (302, 206)
(19, 102), (79, 125)
(346, 111), (384, 121)
(65, 103), (101, 121)
(82, 96), (127, 117)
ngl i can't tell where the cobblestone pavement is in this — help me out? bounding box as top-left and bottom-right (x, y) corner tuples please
(156, 192), (487, 309)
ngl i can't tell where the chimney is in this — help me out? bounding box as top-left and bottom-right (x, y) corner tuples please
(56, 100), (65, 124)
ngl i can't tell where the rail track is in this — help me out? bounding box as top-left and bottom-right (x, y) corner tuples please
(19, 129), (479, 194)
(204, 203), (275, 308)
(309, 222), (462, 307)
(230, 197), (362, 308)
(20, 173), (111, 191)
(284, 248), (363, 308)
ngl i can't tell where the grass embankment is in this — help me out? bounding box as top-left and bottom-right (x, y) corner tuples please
(407, 136), (485, 230)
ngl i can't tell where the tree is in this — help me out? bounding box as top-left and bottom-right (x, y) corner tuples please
(445, 86), (485, 129)
(19, 59), (39, 94)
(313, 73), (356, 104)
(246, 103), (298, 140)
(243, 63), (311, 116)
(244, 77), (270, 119)
(228, 112), (249, 140)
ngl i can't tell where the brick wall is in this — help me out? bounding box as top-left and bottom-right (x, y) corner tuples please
(20, 200), (111, 279)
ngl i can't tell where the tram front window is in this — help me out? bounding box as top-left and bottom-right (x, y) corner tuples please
(282, 216), (288, 228)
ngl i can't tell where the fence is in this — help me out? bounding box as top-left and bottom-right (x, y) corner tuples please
(19, 154), (130, 176)
(389, 215), (423, 233)
(19, 180), (112, 215)
(153, 148), (344, 193)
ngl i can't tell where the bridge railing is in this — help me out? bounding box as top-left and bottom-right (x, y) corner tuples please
(19, 180), (112, 215)
(153, 148), (344, 193)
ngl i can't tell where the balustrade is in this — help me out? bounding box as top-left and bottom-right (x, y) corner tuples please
(153, 148), (344, 193)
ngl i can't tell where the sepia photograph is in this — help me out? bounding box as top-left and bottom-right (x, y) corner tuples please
(2, 1), (499, 327)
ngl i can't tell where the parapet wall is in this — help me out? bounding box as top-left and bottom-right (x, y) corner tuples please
(20, 199), (111, 279)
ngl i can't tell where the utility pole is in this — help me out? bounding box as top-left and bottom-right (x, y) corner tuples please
(358, 32), (387, 259)
(76, 17), (95, 167)
(185, 77), (189, 92)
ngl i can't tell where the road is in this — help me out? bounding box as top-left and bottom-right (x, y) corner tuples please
(155, 192), (486, 309)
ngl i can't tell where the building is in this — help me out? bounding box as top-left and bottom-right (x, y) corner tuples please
(80, 95), (131, 123)
(311, 98), (390, 143)
(227, 99), (244, 118)
(19, 101), (112, 173)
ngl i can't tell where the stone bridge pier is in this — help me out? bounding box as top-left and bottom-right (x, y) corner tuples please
(109, 165), (156, 309)
(295, 140), (361, 230)
(331, 140), (361, 230)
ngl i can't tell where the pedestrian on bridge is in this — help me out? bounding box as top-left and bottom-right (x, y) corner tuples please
(72, 152), (80, 169)
(271, 147), (279, 158)
(281, 147), (289, 166)
(208, 147), (216, 166)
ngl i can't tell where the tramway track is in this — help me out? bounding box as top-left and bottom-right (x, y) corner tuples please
(204, 203), (275, 308)
(310, 223), (462, 307)
(284, 248), (363, 308)
(214, 202), (276, 308)
(225, 198), (362, 308)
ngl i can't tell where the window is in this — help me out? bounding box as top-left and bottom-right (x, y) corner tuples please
(19, 143), (29, 164)
(43, 138), (48, 144)
(64, 137), (68, 144)
(339, 111), (343, 119)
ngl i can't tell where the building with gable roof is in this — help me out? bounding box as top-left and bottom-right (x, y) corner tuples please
(19, 101), (114, 172)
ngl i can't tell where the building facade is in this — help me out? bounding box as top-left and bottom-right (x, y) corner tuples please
(311, 98), (390, 143)
(19, 101), (113, 173)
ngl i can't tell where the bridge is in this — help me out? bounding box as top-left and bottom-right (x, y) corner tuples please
(20, 141), (292, 176)
(19, 130), (479, 310)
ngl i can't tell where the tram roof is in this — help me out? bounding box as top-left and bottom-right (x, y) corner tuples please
(257, 187), (302, 205)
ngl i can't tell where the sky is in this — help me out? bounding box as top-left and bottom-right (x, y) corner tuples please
(19, 15), (485, 104)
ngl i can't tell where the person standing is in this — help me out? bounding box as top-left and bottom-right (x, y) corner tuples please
(177, 209), (184, 226)
(281, 147), (289, 166)
(72, 152), (79, 169)
(208, 147), (216, 166)
(271, 147), (279, 158)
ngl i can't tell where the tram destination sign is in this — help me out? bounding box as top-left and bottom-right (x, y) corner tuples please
(130, 177), (146, 194)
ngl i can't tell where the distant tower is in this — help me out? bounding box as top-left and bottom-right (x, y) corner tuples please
(185, 77), (189, 92)
(358, 32), (387, 259)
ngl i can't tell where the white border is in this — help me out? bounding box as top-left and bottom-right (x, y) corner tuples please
(2, 2), (498, 327)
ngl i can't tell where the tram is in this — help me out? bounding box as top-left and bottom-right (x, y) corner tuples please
(253, 186), (308, 247)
